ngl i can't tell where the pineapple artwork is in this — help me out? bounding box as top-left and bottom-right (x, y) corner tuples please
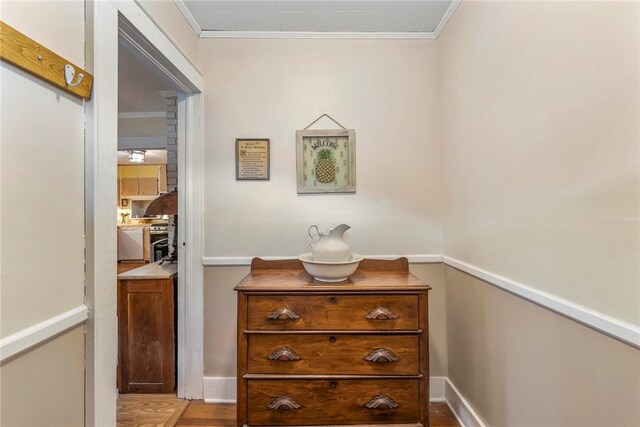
(302, 135), (349, 188)
(315, 148), (336, 183)
(297, 128), (355, 193)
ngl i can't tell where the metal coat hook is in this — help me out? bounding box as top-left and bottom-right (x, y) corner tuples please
(64, 64), (84, 87)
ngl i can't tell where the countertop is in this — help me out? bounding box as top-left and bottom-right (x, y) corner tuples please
(117, 261), (177, 280)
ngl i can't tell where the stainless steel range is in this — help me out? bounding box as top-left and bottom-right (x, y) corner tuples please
(150, 223), (168, 234)
(149, 223), (169, 262)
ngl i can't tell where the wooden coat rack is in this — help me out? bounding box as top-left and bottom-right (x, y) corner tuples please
(0, 21), (93, 100)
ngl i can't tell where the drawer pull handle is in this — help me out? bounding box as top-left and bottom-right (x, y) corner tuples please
(267, 347), (300, 361)
(266, 307), (300, 320)
(364, 395), (400, 410)
(365, 307), (399, 320)
(267, 396), (302, 411)
(364, 348), (399, 363)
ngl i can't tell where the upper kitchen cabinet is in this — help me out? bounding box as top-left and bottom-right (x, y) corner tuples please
(119, 165), (167, 198)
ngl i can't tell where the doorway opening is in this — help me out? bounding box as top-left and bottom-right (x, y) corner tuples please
(86, 3), (204, 422)
(115, 26), (184, 424)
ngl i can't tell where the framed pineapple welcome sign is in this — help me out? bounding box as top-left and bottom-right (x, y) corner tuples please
(296, 129), (356, 194)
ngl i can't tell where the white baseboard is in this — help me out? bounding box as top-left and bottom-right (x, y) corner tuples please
(445, 377), (486, 427)
(203, 376), (487, 426)
(204, 376), (447, 404)
(0, 304), (88, 362)
(203, 377), (236, 403)
(429, 376), (446, 401)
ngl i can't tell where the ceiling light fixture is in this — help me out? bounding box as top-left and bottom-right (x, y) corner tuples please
(128, 150), (145, 163)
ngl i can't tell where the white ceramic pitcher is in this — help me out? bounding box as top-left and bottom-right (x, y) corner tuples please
(308, 224), (352, 262)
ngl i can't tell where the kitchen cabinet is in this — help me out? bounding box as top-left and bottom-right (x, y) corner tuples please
(235, 258), (431, 427)
(117, 262), (177, 393)
(118, 165), (167, 197)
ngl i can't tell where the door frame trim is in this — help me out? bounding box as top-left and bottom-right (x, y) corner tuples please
(85, 1), (204, 425)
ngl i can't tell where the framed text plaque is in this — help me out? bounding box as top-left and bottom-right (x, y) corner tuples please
(296, 129), (356, 194)
(235, 139), (270, 180)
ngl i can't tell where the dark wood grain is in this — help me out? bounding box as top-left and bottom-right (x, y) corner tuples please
(248, 294), (419, 331)
(247, 379), (420, 426)
(251, 258), (304, 270)
(237, 258), (429, 292)
(357, 257), (409, 271)
(248, 334), (419, 375)
(118, 278), (175, 393)
(158, 401), (459, 427)
(236, 258), (431, 427)
(250, 257), (409, 272)
(237, 291), (249, 427)
(419, 291), (430, 425)
(237, 270), (429, 292)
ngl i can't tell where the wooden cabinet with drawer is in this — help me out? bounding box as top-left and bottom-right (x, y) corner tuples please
(235, 258), (431, 427)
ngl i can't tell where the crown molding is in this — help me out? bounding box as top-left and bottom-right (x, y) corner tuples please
(198, 31), (439, 40)
(174, 0), (202, 36)
(433, 0), (462, 38)
(174, 0), (461, 40)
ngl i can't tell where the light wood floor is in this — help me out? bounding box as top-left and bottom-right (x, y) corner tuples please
(117, 394), (189, 427)
(117, 396), (459, 427)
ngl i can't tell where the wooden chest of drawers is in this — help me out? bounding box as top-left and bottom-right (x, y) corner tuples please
(235, 258), (431, 427)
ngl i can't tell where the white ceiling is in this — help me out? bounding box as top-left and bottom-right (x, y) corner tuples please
(117, 150), (168, 165)
(180, 0), (456, 35)
(118, 43), (172, 113)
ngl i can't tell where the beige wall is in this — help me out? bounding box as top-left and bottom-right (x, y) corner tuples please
(0, 327), (85, 426)
(0, 1), (86, 424)
(201, 39), (442, 258)
(118, 116), (166, 137)
(446, 267), (640, 426)
(1, 1), (85, 337)
(204, 263), (447, 377)
(438, 1), (640, 425)
(438, 0), (640, 327)
(138, 0), (201, 70)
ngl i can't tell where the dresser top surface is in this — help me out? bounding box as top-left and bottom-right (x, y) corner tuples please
(235, 258), (431, 292)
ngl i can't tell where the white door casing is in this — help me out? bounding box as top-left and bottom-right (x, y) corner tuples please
(85, 1), (204, 425)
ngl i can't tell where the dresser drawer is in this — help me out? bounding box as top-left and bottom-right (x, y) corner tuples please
(247, 295), (419, 331)
(248, 334), (419, 375)
(247, 379), (420, 426)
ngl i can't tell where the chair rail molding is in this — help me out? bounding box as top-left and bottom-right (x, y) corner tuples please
(0, 304), (88, 362)
(202, 254), (640, 348)
(443, 256), (640, 349)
